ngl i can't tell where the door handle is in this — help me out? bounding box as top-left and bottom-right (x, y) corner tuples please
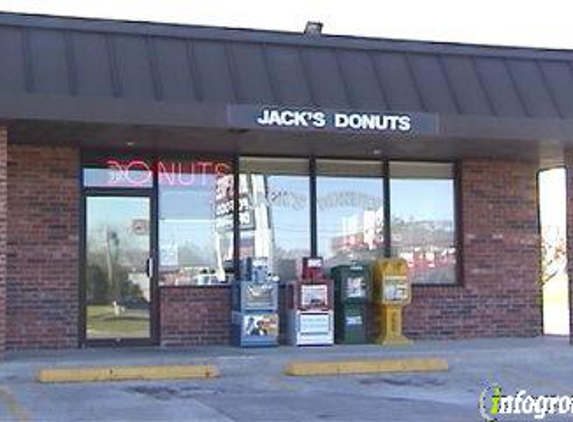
(146, 256), (154, 278)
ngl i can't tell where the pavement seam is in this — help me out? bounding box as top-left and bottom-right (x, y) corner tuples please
(0, 386), (29, 422)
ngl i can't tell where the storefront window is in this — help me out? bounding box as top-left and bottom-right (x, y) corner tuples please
(82, 155), (457, 287)
(316, 160), (385, 271)
(239, 158), (310, 282)
(390, 162), (457, 285)
(158, 159), (234, 286)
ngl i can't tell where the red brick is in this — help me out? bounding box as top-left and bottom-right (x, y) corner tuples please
(6, 144), (79, 350)
(160, 286), (231, 346)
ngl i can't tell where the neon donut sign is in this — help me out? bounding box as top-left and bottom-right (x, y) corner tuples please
(106, 159), (231, 187)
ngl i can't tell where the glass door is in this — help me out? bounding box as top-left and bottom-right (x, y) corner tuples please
(84, 195), (155, 344)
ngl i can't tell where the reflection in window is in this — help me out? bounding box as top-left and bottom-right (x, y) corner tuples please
(390, 162), (456, 285)
(239, 158), (310, 282)
(316, 160), (385, 271)
(85, 196), (151, 339)
(158, 160), (234, 286)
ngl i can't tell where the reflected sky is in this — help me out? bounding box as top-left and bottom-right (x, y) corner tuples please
(391, 179), (454, 221)
(86, 197), (150, 253)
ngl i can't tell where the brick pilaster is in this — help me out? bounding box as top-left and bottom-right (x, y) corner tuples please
(0, 128), (7, 356)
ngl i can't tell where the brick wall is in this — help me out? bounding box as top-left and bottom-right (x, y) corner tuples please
(7, 144), (80, 350)
(0, 128), (6, 356)
(403, 158), (542, 339)
(160, 286), (231, 346)
(566, 152), (573, 344)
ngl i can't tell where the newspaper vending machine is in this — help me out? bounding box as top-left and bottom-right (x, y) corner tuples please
(286, 257), (334, 346)
(231, 257), (279, 347)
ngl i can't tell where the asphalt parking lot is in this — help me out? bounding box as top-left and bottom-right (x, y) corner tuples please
(1, 337), (572, 421)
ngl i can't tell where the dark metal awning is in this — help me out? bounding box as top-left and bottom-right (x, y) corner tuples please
(1, 12), (573, 166)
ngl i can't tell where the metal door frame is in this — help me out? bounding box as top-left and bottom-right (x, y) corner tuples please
(80, 189), (159, 347)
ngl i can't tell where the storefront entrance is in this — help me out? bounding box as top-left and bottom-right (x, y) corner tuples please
(83, 193), (158, 345)
(80, 154), (235, 347)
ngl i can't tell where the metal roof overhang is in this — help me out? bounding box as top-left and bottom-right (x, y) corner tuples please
(1, 92), (568, 168)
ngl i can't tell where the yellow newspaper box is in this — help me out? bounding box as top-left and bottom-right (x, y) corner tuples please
(371, 258), (412, 346)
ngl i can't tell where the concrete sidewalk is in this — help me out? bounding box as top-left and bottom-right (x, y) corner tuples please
(1, 337), (572, 421)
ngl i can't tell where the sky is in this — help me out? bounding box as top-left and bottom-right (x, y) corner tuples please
(540, 169), (566, 231)
(0, 0), (567, 228)
(1, 0), (573, 49)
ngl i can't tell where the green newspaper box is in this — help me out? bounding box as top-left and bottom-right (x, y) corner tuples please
(331, 263), (370, 344)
